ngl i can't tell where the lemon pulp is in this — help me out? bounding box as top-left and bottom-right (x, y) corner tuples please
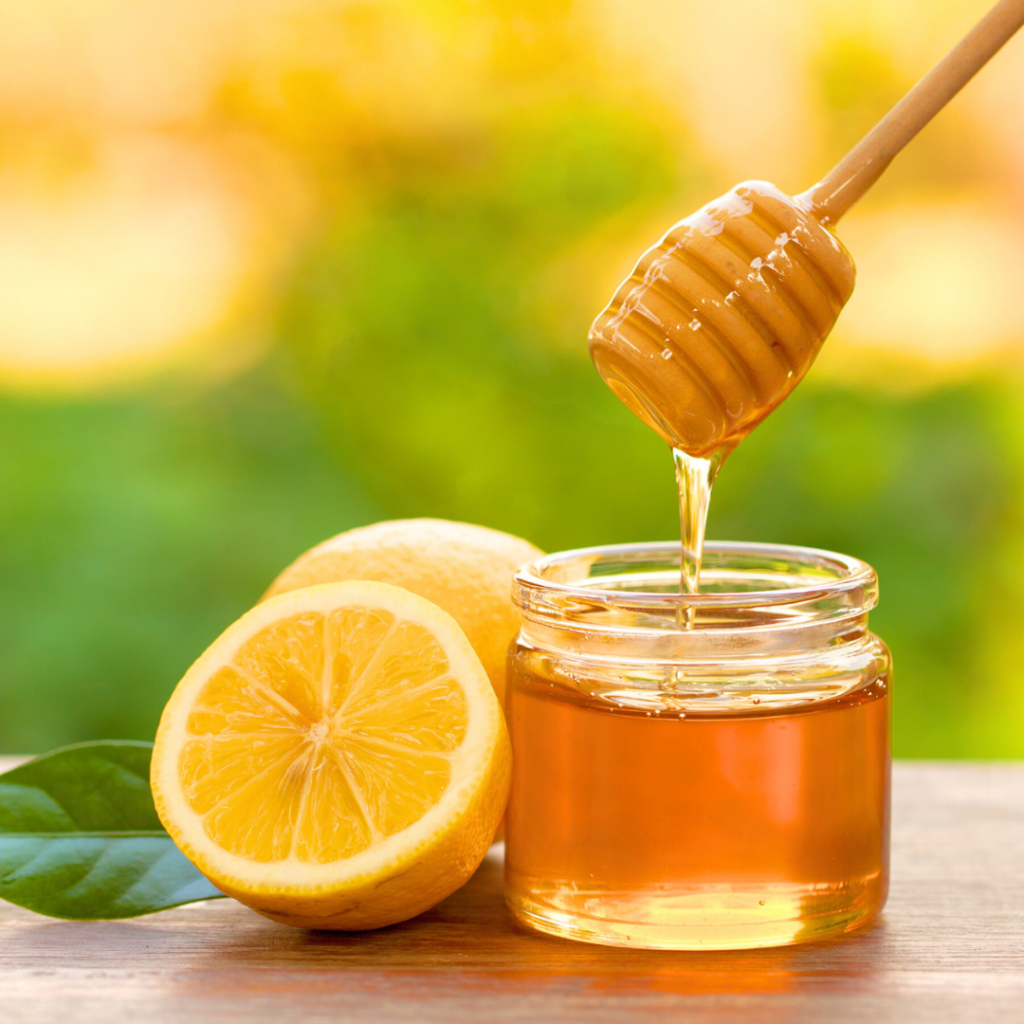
(180, 607), (468, 862)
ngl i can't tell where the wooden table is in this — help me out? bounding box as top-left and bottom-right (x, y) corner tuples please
(2, 761), (1022, 1023)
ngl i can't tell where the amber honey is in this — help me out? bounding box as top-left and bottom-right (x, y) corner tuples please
(587, 182), (856, 459)
(504, 542), (891, 949)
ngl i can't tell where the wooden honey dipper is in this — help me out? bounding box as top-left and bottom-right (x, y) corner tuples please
(589, 0), (1024, 459)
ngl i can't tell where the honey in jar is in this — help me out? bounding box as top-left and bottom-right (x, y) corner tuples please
(504, 542), (891, 949)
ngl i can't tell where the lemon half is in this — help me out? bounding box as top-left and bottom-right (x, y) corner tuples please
(151, 580), (510, 930)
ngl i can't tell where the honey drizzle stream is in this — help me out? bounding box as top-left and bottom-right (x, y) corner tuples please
(673, 447), (724, 628)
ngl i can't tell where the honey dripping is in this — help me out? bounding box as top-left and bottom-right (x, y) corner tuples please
(589, 0), (1024, 604)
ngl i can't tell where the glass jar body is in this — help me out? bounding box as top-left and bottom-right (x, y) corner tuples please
(504, 542), (892, 950)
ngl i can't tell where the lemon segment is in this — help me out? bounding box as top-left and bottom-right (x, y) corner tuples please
(151, 580), (511, 930)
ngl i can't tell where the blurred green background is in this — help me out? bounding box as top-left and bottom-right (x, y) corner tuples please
(1, 0), (1024, 755)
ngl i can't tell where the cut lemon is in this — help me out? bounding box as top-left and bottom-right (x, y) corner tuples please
(151, 580), (511, 930)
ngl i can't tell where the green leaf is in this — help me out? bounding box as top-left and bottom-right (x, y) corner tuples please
(0, 740), (224, 919)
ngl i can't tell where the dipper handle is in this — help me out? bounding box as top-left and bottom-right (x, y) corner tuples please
(799, 0), (1024, 224)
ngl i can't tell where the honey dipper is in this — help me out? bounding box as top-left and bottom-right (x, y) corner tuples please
(589, 0), (1024, 459)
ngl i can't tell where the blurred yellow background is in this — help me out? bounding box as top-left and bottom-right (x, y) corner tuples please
(2, 0), (1023, 754)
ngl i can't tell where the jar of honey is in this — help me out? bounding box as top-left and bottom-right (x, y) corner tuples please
(504, 541), (891, 949)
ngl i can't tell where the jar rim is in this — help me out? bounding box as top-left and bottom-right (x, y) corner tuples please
(513, 541), (878, 630)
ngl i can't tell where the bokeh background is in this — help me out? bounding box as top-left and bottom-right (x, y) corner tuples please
(2, 0), (1024, 755)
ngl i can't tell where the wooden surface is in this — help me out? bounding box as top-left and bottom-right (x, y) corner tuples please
(2, 761), (1022, 1023)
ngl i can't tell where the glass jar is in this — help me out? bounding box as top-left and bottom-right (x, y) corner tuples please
(504, 541), (891, 950)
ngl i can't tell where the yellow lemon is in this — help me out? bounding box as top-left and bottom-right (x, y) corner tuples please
(151, 580), (511, 930)
(263, 519), (543, 707)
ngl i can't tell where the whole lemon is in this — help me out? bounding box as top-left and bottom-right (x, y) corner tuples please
(263, 518), (543, 706)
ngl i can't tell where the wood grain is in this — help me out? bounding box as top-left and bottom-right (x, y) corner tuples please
(1, 761), (1022, 1023)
